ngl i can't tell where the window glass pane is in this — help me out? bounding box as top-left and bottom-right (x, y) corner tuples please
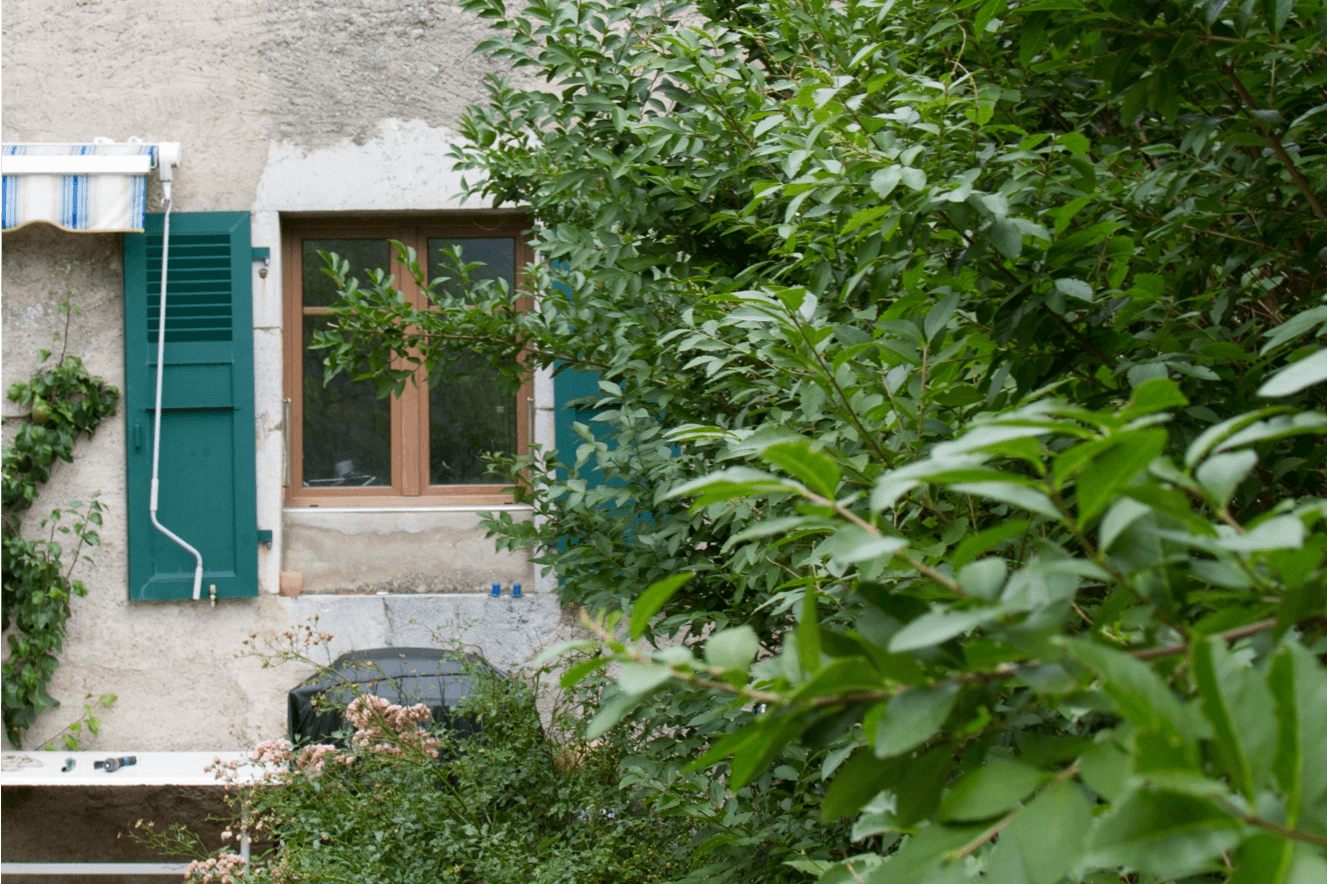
(429, 353), (517, 485)
(427, 237), (515, 301)
(427, 237), (519, 485)
(302, 315), (391, 487)
(303, 239), (392, 308)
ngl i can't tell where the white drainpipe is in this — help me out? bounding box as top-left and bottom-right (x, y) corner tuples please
(147, 147), (205, 600)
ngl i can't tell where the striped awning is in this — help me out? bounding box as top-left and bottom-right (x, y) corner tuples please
(2, 143), (158, 232)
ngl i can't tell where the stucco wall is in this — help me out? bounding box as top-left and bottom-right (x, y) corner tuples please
(1, 0), (570, 754)
(2, 0), (520, 206)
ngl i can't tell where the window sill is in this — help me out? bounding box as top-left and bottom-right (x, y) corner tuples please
(282, 502), (533, 513)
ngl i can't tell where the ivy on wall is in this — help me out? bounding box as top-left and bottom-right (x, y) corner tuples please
(1, 301), (119, 747)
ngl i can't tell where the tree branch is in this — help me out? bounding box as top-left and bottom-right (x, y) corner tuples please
(1130, 618), (1278, 661)
(1224, 64), (1327, 221)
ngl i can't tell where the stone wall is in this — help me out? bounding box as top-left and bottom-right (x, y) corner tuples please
(1, 0), (568, 754)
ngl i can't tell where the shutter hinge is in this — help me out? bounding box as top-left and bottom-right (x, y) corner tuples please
(253, 247), (271, 279)
(256, 529), (273, 549)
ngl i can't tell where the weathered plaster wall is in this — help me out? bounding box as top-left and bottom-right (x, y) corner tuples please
(2, 226), (303, 751)
(283, 507), (531, 594)
(1, 0), (572, 755)
(2, 0), (522, 206)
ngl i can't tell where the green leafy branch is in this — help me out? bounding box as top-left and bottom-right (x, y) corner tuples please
(1, 299), (119, 747)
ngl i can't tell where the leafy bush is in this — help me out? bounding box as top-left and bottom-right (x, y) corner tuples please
(151, 662), (696, 884)
(308, 0), (1327, 879)
(2, 300), (119, 746)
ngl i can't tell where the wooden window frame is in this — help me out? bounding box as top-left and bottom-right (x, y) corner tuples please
(282, 211), (533, 507)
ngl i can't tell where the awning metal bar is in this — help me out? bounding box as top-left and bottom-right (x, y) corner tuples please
(2, 155), (154, 175)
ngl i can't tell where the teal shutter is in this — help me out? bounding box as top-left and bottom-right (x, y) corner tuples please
(553, 362), (610, 489)
(123, 212), (258, 600)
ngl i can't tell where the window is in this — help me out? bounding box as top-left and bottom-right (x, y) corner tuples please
(282, 212), (533, 506)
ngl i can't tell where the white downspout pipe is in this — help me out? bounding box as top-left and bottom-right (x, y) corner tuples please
(148, 149), (205, 600)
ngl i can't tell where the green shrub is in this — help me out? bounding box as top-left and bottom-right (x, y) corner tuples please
(308, 0), (1327, 879)
(151, 663), (696, 884)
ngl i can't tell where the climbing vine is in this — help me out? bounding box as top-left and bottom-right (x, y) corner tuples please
(2, 300), (119, 747)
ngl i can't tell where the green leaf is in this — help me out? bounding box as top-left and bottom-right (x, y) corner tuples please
(871, 165), (903, 198)
(1214, 412), (1327, 454)
(893, 745), (957, 827)
(985, 781), (1093, 884)
(991, 216), (1023, 259)
(1233, 835), (1327, 884)
(1215, 514), (1303, 553)
(817, 526), (909, 565)
(585, 690), (642, 740)
(798, 589), (822, 675)
(939, 760), (1047, 821)
(727, 515), (824, 544)
(1119, 377), (1188, 421)
(1192, 636), (1276, 799)
(900, 167), (927, 191)
(1261, 305), (1327, 354)
(630, 572), (694, 640)
(705, 625), (760, 671)
(924, 292), (959, 344)
(1083, 789), (1240, 879)
(874, 684), (959, 758)
(1054, 277), (1094, 302)
(1194, 450), (1257, 509)
(974, 0), (1006, 33)
(952, 519), (1030, 569)
(760, 440), (841, 498)
(688, 719), (764, 772)
(790, 657), (884, 699)
(666, 467), (806, 505)
(1120, 485), (1210, 533)
(1068, 430), (1169, 523)
(957, 557), (1007, 600)
(814, 854), (886, 884)
(888, 606), (1001, 653)
(1268, 641), (1327, 826)
(1058, 132), (1090, 155)
(617, 662), (673, 696)
(1079, 739), (1133, 802)
(843, 206), (891, 235)
(950, 481), (1061, 520)
(1262, 0), (1294, 34)
(821, 747), (909, 820)
(1066, 640), (1204, 741)
(560, 654), (611, 688)
(1259, 349), (1327, 397)
(1185, 408), (1282, 467)
(1099, 496), (1150, 552)
(730, 713), (810, 789)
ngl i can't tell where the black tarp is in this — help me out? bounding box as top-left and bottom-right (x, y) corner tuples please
(287, 648), (502, 745)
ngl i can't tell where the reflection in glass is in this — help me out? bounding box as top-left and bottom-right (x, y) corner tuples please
(426, 238), (518, 485)
(429, 353), (517, 484)
(303, 239), (393, 307)
(302, 237), (393, 487)
(303, 317), (391, 486)
(427, 238), (515, 301)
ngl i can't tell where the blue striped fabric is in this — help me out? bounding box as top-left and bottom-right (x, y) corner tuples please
(2, 143), (156, 232)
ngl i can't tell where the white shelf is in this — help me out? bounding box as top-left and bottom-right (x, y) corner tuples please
(1, 750), (259, 787)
